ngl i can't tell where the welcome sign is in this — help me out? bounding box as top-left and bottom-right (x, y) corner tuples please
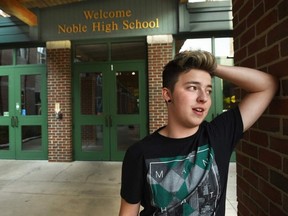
(40, 0), (177, 41)
(58, 9), (159, 34)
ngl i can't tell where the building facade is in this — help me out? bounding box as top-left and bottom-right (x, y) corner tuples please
(0, 0), (287, 215)
(0, 0), (233, 162)
(232, 0), (288, 215)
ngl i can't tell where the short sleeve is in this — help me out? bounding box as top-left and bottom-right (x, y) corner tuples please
(208, 107), (243, 161)
(120, 143), (145, 204)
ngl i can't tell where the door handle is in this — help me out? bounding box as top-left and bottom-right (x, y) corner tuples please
(11, 116), (19, 128)
(105, 115), (112, 127)
(11, 116), (18, 127)
(14, 116), (18, 127)
(11, 116), (15, 127)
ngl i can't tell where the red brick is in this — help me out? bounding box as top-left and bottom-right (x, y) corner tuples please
(259, 178), (282, 204)
(242, 141), (258, 157)
(278, 0), (288, 20)
(250, 158), (269, 180)
(259, 147), (282, 169)
(240, 26), (255, 47)
(256, 10), (277, 36)
(284, 158), (288, 175)
(243, 168), (259, 188)
(284, 119), (288, 136)
(47, 48), (72, 162)
(250, 130), (269, 147)
(270, 169), (288, 193)
(268, 58), (288, 77)
(269, 202), (287, 216)
(250, 186), (269, 212)
(270, 98), (288, 115)
(237, 149), (250, 168)
(257, 45), (280, 67)
(282, 78), (288, 96)
(239, 0), (254, 21)
(270, 136), (288, 155)
(247, 2), (264, 26)
(148, 42), (172, 133)
(258, 116), (280, 132)
(267, 18), (288, 46)
(248, 35), (266, 56)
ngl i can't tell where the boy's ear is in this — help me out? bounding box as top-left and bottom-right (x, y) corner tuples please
(162, 87), (172, 102)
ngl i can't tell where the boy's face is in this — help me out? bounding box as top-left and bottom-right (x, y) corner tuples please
(166, 69), (212, 129)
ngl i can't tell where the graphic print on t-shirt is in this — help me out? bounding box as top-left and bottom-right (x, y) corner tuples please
(146, 144), (221, 215)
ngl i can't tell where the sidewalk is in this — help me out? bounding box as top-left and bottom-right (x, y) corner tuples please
(0, 160), (237, 216)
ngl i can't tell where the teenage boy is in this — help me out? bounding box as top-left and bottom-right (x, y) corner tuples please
(119, 50), (278, 216)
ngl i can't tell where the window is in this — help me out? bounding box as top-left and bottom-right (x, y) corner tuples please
(0, 47), (46, 66)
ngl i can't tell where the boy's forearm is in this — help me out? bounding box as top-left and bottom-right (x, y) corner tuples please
(214, 64), (278, 93)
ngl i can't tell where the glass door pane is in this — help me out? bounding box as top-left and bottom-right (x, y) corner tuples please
(0, 72), (16, 158)
(19, 74), (43, 152)
(0, 62), (47, 159)
(73, 62), (147, 161)
(0, 76), (8, 117)
(21, 75), (42, 116)
(0, 76), (10, 151)
(73, 64), (110, 161)
(80, 72), (105, 153)
(15, 67), (47, 159)
(111, 62), (147, 161)
(81, 72), (103, 115)
(0, 126), (9, 150)
(81, 125), (103, 151)
(22, 125), (42, 150)
(116, 71), (139, 114)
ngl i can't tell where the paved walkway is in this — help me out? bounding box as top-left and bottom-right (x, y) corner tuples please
(0, 160), (237, 216)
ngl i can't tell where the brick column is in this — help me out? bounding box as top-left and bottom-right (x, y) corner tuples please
(232, 0), (288, 215)
(147, 35), (173, 133)
(46, 41), (72, 162)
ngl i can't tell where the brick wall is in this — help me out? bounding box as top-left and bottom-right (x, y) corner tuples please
(147, 43), (173, 133)
(47, 48), (72, 162)
(232, 0), (288, 215)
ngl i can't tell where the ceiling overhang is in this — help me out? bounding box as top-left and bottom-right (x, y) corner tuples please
(1, 0), (187, 27)
(0, 0), (37, 26)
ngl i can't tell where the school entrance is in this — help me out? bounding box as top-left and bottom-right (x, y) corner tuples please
(73, 61), (147, 161)
(72, 41), (148, 161)
(0, 64), (48, 160)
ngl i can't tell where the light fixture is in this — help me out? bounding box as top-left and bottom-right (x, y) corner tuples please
(0, 9), (10, 18)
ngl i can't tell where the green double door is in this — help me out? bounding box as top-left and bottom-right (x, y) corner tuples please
(0, 65), (47, 159)
(73, 61), (147, 161)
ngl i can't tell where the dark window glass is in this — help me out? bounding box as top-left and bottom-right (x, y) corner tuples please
(75, 44), (108, 62)
(16, 47), (46, 65)
(22, 126), (42, 151)
(116, 71), (139, 114)
(111, 42), (146, 60)
(0, 76), (8, 116)
(21, 75), (42, 116)
(80, 72), (103, 115)
(81, 125), (103, 151)
(0, 49), (13, 66)
(117, 124), (140, 151)
(0, 126), (9, 150)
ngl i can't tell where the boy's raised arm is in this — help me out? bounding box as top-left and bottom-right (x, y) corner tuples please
(214, 65), (278, 131)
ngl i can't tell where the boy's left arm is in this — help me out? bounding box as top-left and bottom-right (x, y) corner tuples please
(214, 65), (278, 132)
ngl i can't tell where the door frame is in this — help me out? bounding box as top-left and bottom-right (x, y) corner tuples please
(0, 65), (48, 160)
(73, 60), (147, 161)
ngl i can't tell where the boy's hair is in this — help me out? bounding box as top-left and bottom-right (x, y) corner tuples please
(162, 50), (217, 92)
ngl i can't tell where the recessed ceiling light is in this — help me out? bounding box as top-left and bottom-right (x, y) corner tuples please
(0, 9), (10, 18)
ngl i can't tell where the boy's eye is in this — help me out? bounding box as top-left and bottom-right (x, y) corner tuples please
(188, 86), (197, 90)
(207, 89), (212, 95)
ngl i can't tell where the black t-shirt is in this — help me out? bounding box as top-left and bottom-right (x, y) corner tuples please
(121, 107), (243, 216)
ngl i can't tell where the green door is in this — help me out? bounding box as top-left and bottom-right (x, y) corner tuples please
(73, 61), (147, 161)
(0, 66), (47, 159)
